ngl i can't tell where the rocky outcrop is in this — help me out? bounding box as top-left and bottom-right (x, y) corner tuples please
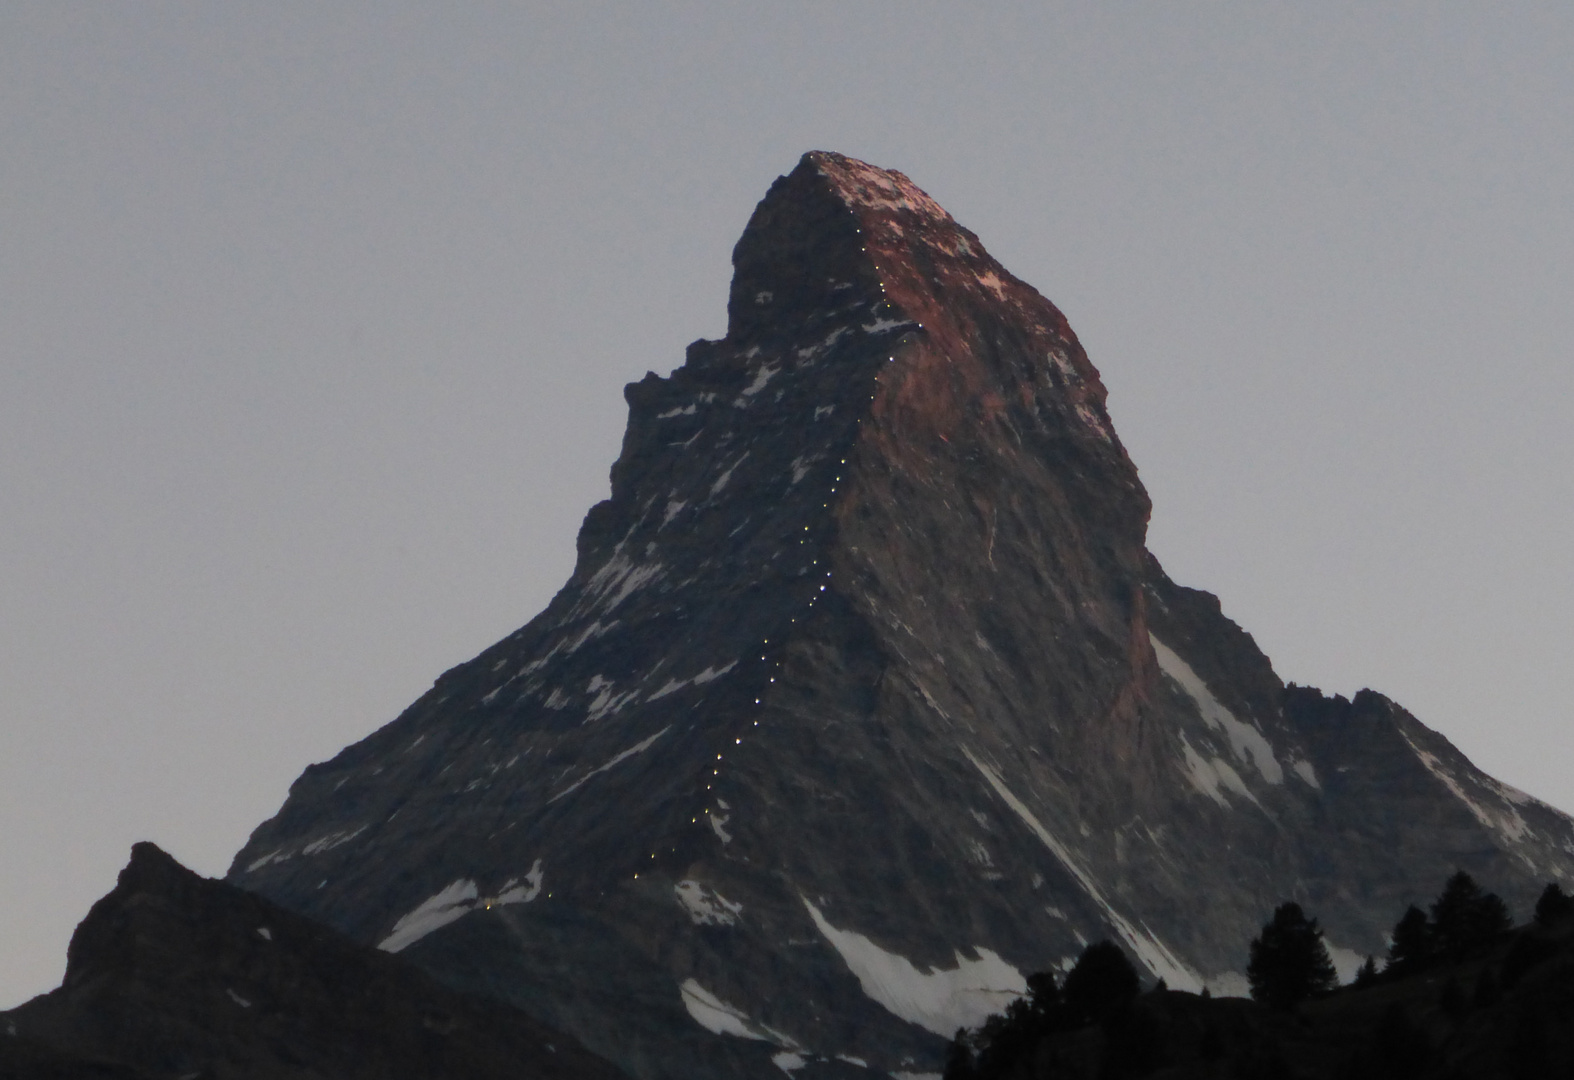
(2, 843), (623, 1080)
(225, 152), (1574, 1080)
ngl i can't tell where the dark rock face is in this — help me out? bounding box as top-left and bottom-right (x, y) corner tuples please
(0, 1034), (157, 1080)
(225, 152), (1574, 1079)
(1, 843), (624, 1080)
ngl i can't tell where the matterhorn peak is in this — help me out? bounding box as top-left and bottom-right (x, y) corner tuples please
(228, 153), (1574, 1080)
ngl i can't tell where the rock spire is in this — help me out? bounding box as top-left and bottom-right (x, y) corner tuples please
(228, 152), (1574, 1080)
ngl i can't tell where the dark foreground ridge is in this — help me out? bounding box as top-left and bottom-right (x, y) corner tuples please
(0, 843), (625, 1080)
(943, 881), (1574, 1079)
(57, 152), (1573, 1080)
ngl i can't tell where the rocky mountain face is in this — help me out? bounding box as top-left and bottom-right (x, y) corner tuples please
(1, 843), (624, 1080)
(224, 152), (1574, 1080)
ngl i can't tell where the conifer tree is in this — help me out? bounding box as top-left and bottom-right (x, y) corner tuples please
(942, 1030), (975, 1080)
(1387, 905), (1433, 971)
(1430, 871), (1510, 958)
(1062, 941), (1139, 1024)
(1246, 902), (1337, 1010)
(1533, 882), (1574, 926)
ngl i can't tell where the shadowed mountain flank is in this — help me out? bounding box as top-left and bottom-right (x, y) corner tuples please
(2, 843), (625, 1080)
(223, 152), (1574, 1080)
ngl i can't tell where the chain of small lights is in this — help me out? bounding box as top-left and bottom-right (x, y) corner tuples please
(633, 209), (927, 883)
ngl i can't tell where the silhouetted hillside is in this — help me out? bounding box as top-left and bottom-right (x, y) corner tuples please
(0, 844), (625, 1080)
(946, 880), (1574, 1079)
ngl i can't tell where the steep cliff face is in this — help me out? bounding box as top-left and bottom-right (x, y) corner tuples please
(226, 152), (1574, 1080)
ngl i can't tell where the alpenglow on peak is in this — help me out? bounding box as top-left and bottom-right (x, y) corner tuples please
(230, 152), (1574, 1080)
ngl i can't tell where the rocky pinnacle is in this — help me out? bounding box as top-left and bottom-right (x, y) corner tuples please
(229, 153), (1574, 1080)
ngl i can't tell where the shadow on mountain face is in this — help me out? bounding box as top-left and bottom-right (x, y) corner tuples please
(0, 842), (628, 1080)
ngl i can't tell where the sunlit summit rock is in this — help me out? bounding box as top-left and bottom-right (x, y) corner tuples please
(229, 152), (1574, 1080)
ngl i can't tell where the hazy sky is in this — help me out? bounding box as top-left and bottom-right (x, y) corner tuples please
(3, 4), (1571, 1007)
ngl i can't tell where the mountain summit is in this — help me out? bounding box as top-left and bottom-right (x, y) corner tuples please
(229, 152), (1574, 1080)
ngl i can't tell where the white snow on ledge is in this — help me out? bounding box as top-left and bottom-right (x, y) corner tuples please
(1289, 758), (1320, 789)
(861, 315), (913, 334)
(302, 824), (367, 855)
(1401, 730), (1531, 844)
(772, 1051), (809, 1074)
(801, 897), (1025, 1036)
(680, 979), (767, 1040)
(1179, 734), (1259, 809)
(648, 661), (738, 702)
(496, 859), (544, 905)
(1150, 634), (1284, 785)
(549, 726), (670, 803)
(679, 979), (800, 1047)
(676, 879), (742, 926)
(244, 847), (292, 873)
(377, 865), (545, 953)
(378, 879), (478, 953)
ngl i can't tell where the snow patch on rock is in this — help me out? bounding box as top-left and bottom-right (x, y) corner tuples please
(1151, 635), (1283, 785)
(815, 155), (953, 222)
(586, 679), (640, 722)
(379, 879), (478, 953)
(648, 661), (738, 702)
(1402, 731), (1530, 843)
(680, 979), (773, 1042)
(802, 897), (1025, 1036)
(585, 542), (665, 615)
(708, 805), (733, 844)
(244, 847), (292, 873)
(675, 879), (743, 926)
(735, 365), (779, 404)
(964, 748), (1204, 992)
(976, 272), (1008, 300)
(711, 453), (749, 495)
(1289, 758), (1320, 788)
(1179, 735), (1260, 809)
(495, 860), (544, 905)
(302, 825), (367, 856)
(565, 620), (617, 655)
(549, 726), (671, 803)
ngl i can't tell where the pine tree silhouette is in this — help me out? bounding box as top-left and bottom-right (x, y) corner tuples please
(1533, 882), (1574, 927)
(1246, 902), (1338, 1010)
(1387, 905), (1434, 971)
(1430, 871), (1510, 959)
(1062, 941), (1140, 1024)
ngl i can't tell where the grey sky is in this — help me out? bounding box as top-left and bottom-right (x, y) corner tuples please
(3, 4), (1570, 1006)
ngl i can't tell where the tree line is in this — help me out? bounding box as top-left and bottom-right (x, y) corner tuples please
(942, 872), (1574, 1080)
